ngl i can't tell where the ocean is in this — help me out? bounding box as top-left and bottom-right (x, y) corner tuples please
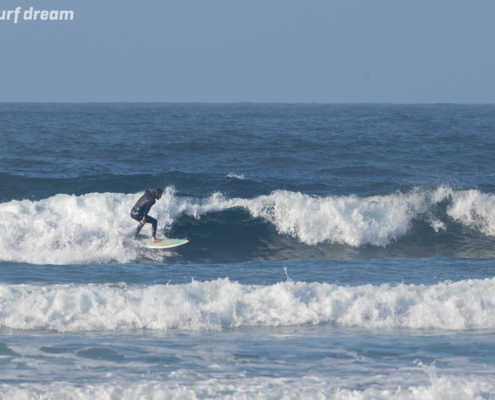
(1, 103), (495, 399)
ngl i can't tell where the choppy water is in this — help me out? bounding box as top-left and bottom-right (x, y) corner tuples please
(1, 103), (495, 399)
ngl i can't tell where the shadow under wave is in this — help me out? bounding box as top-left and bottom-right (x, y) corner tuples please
(160, 207), (495, 264)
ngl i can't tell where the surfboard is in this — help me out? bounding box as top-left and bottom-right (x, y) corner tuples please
(140, 239), (189, 249)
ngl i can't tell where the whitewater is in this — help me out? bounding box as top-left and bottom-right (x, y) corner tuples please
(1, 371), (495, 400)
(2, 277), (495, 332)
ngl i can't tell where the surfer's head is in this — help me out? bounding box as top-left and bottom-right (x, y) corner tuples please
(153, 188), (163, 199)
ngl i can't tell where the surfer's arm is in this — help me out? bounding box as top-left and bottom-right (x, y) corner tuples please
(142, 202), (153, 217)
(138, 199), (155, 223)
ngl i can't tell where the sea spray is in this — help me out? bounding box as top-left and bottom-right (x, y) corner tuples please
(447, 189), (495, 235)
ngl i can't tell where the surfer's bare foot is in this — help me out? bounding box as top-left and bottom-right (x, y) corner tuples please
(151, 237), (162, 243)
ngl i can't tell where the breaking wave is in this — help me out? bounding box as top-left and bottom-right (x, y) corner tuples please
(2, 277), (495, 332)
(1, 186), (495, 264)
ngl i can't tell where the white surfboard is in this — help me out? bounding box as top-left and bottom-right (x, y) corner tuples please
(140, 238), (189, 249)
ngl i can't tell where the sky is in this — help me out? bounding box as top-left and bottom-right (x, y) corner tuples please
(1, 0), (494, 103)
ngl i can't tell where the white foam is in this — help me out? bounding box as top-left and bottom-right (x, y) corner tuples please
(447, 189), (495, 235)
(2, 186), (495, 264)
(0, 372), (493, 400)
(0, 188), (185, 264)
(2, 278), (495, 332)
(227, 172), (246, 179)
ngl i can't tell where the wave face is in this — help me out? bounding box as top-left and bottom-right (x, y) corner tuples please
(2, 277), (495, 332)
(240, 187), (495, 246)
(238, 188), (442, 246)
(2, 186), (495, 264)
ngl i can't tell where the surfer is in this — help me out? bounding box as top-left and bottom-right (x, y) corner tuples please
(130, 188), (163, 243)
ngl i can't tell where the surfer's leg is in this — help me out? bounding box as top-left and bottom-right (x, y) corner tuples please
(131, 211), (146, 238)
(144, 216), (158, 238)
(134, 222), (145, 237)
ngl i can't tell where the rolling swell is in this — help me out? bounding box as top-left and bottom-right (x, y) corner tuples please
(1, 186), (495, 265)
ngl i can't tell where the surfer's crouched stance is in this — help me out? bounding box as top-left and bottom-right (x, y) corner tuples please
(130, 188), (163, 243)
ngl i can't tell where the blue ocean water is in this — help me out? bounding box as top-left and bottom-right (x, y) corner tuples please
(1, 103), (495, 399)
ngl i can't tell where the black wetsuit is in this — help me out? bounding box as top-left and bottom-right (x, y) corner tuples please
(130, 190), (158, 238)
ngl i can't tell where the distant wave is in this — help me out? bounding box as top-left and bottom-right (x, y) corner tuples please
(2, 277), (495, 332)
(1, 186), (495, 264)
